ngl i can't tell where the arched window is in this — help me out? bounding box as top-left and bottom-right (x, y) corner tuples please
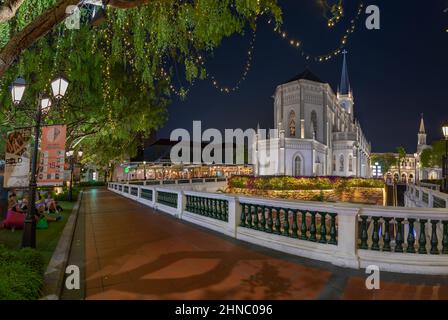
(294, 156), (302, 177)
(311, 110), (318, 137)
(339, 155), (344, 172)
(348, 155), (353, 172)
(288, 111), (296, 137)
(332, 155), (336, 172)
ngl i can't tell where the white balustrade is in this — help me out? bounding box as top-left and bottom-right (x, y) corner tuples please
(107, 182), (448, 275)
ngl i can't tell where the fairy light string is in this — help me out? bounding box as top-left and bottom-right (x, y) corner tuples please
(160, 1), (364, 96)
(269, 1), (364, 63)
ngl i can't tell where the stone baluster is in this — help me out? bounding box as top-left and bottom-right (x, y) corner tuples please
(283, 210), (290, 237)
(371, 216), (380, 251)
(291, 210), (299, 238)
(418, 219), (428, 254)
(395, 218), (404, 253)
(309, 212), (317, 242)
(359, 216), (369, 249)
(430, 220), (440, 255)
(274, 208), (282, 235)
(382, 217), (392, 252)
(319, 213), (328, 244)
(406, 218), (416, 253)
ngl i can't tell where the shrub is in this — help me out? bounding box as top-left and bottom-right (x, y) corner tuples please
(78, 181), (106, 187)
(0, 245), (44, 300)
(228, 176), (384, 191)
(52, 187), (81, 202)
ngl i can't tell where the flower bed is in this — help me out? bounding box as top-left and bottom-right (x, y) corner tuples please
(227, 176), (385, 205)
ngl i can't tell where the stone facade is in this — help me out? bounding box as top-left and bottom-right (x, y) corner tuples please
(373, 115), (443, 183)
(253, 53), (371, 178)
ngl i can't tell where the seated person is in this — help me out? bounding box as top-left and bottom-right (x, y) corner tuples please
(45, 193), (62, 213)
(8, 194), (24, 213)
(36, 194), (61, 222)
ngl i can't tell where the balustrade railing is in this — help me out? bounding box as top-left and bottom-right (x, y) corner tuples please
(359, 215), (448, 254)
(140, 188), (153, 201)
(108, 182), (448, 275)
(130, 187), (139, 196)
(185, 195), (229, 221)
(239, 204), (338, 245)
(405, 184), (448, 209)
(157, 191), (178, 208)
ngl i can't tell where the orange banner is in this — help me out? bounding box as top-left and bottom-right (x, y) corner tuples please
(37, 125), (67, 187)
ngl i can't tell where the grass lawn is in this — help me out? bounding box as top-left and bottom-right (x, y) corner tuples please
(0, 201), (76, 267)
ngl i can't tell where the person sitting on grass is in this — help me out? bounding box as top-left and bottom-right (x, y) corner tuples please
(45, 193), (63, 213)
(39, 193), (63, 222)
(8, 193), (24, 213)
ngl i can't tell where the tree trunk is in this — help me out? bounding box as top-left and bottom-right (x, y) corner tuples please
(0, 0), (79, 77)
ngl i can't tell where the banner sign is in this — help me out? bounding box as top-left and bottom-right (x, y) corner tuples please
(37, 125), (67, 186)
(4, 128), (32, 188)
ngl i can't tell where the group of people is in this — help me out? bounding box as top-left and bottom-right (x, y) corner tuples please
(2, 191), (64, 229)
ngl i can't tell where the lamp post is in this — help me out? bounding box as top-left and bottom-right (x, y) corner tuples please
(442, 122), (448, 192)
(66, 149), (83, 202)
(143, 161), (147, 180)
(11, 76), (69, 248)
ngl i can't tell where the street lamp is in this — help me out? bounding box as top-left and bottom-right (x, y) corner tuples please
(66, 149), (82, 202)
(11, 76), (69, 248)
(143, 161), (147, 180)
(51, 75), (69, 100)
(10, 77), (26, 105)
(442, 122), (448, 192)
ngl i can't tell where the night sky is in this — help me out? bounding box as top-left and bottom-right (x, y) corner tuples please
(159, 0), (448, 154)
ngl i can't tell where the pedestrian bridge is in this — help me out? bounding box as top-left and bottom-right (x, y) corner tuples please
(108, 181), (448, 275)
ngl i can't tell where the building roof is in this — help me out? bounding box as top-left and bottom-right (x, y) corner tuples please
(284, 68), (325, 85)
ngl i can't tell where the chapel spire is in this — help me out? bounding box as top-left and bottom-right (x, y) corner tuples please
(419, 113), (426, 133)
(339, 50), (351, 96)
(417, 113), (428, 153)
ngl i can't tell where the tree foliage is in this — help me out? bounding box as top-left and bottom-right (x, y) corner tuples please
(371, 153), (397, 175)
(420, 140), (446, 168)
(0, 0), (283, 164)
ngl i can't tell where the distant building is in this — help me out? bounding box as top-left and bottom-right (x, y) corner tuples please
(372, 115), (443, 183)
(253, 52), (371, 177)
(113, 138), (252, 182)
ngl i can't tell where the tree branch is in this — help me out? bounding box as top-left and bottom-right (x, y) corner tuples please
(0, 0), (24, 23)
(0, 0), (154, 78)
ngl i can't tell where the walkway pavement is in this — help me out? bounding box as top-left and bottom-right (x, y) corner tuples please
(78, 188), (448, 300)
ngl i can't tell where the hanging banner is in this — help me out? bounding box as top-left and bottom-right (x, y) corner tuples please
(3, 128), (32, 188)
(37, 125), (67, 187)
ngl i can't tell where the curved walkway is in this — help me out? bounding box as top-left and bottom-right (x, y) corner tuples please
(77, 188), (448, 300)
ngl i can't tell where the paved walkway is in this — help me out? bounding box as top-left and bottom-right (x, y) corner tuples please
(79, 188), (448, 300)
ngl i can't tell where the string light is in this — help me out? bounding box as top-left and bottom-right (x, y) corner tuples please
(269, 1), (364, 63)
(159, 66), (197, 99)
(154, 2), (363, 97)
(206, 28), (257, 94)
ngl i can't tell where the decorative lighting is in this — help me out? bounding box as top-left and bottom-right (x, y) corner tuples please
(51, 75), (69, 100)
(442, 122), (448, 139)
(40, 95), (52, 110)
(11, 77), (26, 105)
(272, 2), (364, 63)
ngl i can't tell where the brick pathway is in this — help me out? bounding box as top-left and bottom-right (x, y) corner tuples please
(81, 188), (448, 300)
